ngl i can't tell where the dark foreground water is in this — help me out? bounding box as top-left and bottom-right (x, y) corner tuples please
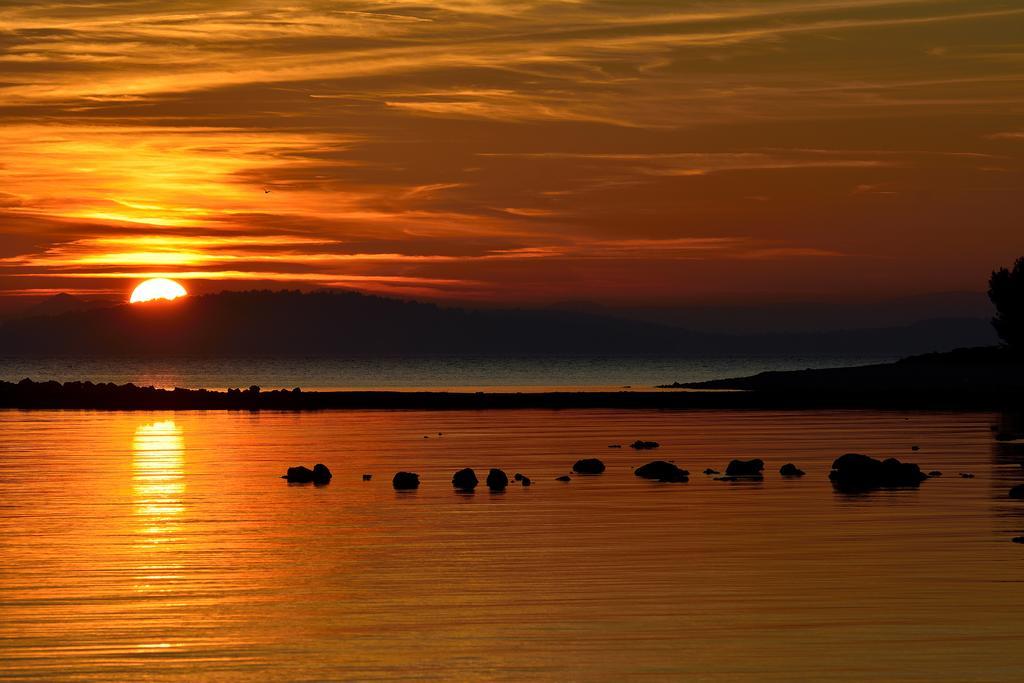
(2, 409), (1024, 681)
(0, 354), (892, 391)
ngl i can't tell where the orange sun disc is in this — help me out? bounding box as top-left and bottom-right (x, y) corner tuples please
(130, 278), (188, 303)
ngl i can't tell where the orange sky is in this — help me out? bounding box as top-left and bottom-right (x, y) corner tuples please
(0, 0), (1022, 305)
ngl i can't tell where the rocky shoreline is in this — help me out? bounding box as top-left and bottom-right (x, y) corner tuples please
(2, 372), (1024, 411)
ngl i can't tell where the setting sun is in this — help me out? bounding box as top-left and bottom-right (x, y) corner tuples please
(130, 277), (187, 304)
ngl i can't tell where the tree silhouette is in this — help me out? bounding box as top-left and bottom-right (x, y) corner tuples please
(988, 257), (1024, 349)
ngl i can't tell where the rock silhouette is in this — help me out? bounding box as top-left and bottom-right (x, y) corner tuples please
(362, 473), (373, 481)
(634, 460), (689, 482)
(829, 453), (927, 491)
(725, 459), (764, 477)
(556, 475), (571, 482)
(779, 463), (805, 477)
(1010, 484), (1024, 499)
(284, 466), (315, 482)
(283, 463), (332, 484)
(452, 468), (479, 491)
(392, 471), (420, 490)
(312, 464), (332, 482)
(630, 440), (660, 450)
(703, 468), (720, 475)
(928, 470), (943, 477)
(573, 458), (606, 474)
(487, 468), (509, 490)
(959, 472), (975, 478)
(521, 476), (532, 486)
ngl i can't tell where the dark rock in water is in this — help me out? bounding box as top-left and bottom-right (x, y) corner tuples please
(392, 471), (420, 490)
(608, 444), (622, 448)
(573, 458), (606, 474)
(284, 464), (332, 484)
(634, 460), (689, 482)
(630, 440), (660, 450)
(703, 468), (720, 475)
(1010, 484), (1024, 499)
(1013, 536), (1024, 544)
(779, 463), (805, 477)
(556, 475), (571, 482)
(911, 445), (920, 451)
(959, 472), (975, 478)
(487, 468), (509, 490)
(513, 473), (524, 482)
(284, 465), (315, 483)
(452, 468), (479, 491)
(521, 476), (532, 486)
(928, 470), (943, 477)
(726, 459), (764, 477)
(362, 473), (373, 481)
(312, 463), (332, 483)
(995, 432), (1020, 442)
(828, 453), (927, 491)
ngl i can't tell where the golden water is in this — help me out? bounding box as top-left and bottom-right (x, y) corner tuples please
(2, 409), (1023, 681)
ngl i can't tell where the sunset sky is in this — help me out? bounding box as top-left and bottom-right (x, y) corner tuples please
(1, 0), (1022, 307)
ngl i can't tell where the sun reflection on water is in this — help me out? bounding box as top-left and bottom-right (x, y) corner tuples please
(132, 420), (185, 536)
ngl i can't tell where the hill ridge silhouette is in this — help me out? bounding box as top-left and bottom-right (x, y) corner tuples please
(0, 289), (993, 357)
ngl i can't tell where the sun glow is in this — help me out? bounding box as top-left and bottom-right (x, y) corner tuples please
(130, 278), (187, 303)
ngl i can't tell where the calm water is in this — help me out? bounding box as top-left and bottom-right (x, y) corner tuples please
(2, 409), (1024, 681)
(0, 354), (892, 391)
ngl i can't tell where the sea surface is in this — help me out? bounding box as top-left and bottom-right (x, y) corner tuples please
(2, 409), (1024, 681)
(0, 354), (893, 391)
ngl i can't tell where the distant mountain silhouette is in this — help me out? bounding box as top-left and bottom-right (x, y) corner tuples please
(0, 289), (994, 357)
(17, 293), (110, 319)
(549, 291), (991, 334)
